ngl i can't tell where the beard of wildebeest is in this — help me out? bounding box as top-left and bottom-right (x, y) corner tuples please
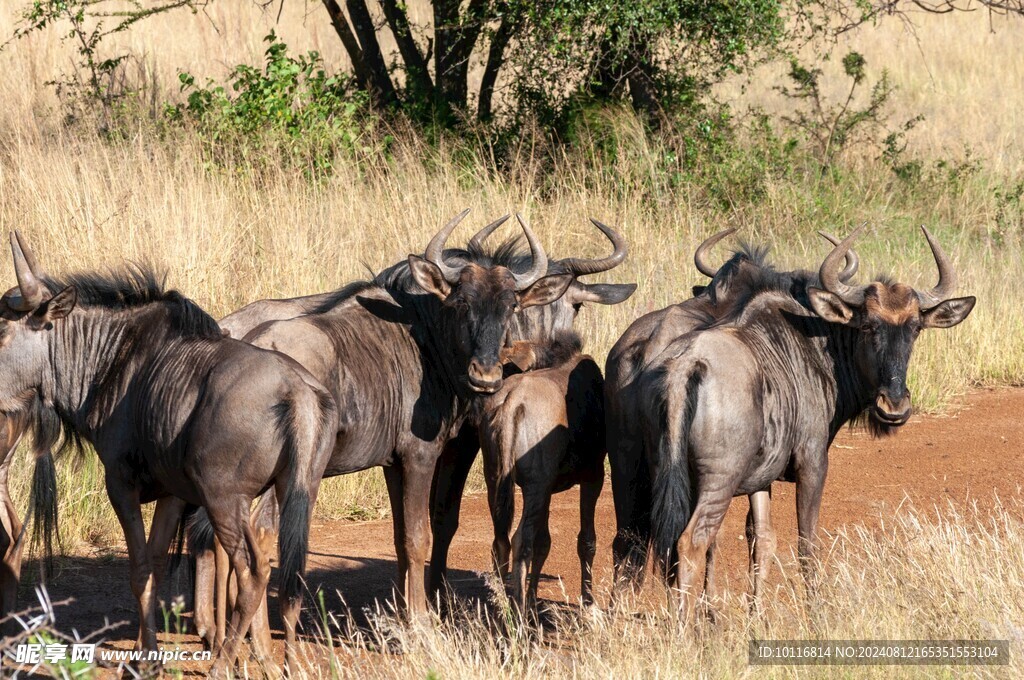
(642, 225), (975, 622)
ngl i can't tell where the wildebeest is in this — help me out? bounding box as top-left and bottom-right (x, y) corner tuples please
(475, 331), (608, 612)
(605, 228), (858, 604)
(637, 227), (974, 618)
(0, 233), (338, 675)
(186, 211), (582, 643)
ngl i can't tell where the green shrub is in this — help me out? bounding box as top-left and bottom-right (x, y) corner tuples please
(164, 32), (384, 177)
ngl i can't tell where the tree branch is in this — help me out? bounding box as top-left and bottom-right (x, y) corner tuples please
(345, 0), (397, 105)
(321, 0), (369, 90)
(478, 15), (513, 122)
(380, 0), (433, 98)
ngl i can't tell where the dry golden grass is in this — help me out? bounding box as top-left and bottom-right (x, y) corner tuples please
(717, 9), (1024, 176)
(263, 495), (1023, 679)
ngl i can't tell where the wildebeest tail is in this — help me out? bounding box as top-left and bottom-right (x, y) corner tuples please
(27, 442), (58, 577)
(275, 387), (337, 606)
(650, 363), (704, 578)
(184, 506), (215, 556)
(168, 504), (202, 575)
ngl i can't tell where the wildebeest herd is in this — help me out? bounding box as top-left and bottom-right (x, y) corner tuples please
(0, 215), (974, 675)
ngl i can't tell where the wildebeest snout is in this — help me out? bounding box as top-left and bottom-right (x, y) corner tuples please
(468, 359), (503, 393)
(875, 388), (911, 424)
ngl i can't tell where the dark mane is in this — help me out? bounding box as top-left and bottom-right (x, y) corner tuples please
(732, 242), (773, 269)
(528, 330), (584, 371)
(696, 244), (822, 328)
(43, 265), (222, 339)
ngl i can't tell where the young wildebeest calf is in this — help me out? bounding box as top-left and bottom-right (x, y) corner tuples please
(641, 227), (974, 620)
(0, 233), (337, 676)
(475, 332), (606, 611)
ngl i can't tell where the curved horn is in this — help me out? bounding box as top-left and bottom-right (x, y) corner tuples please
(559, 219), (629, 276)
(511, 214), (548, 291)
(424, 209), (470, 284)
(9, 232), (44, 311)
(467, 214), (511, 252)
(918, 226), (957, 307)
(818, 231), (859, 283)
(693, 228), (738, 278)
(16, 231), (44, 277)
(818, 224), (867, 305)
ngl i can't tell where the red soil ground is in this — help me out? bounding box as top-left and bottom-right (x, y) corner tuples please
(18, 387), (1024, 675)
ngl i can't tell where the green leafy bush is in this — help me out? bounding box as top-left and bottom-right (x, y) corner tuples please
(165, 32), (383, 176)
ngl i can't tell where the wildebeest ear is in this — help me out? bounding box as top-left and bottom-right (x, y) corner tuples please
(807, 286), (855, 325)
(517, 273), (574, 310)
(692, 285), (707, 297)
(922, 295), (976, 329)
(34, 285), (76, 324)
(569, 282), (637, 306)
(407, 255), (451, 300)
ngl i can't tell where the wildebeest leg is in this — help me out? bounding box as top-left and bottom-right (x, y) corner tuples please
(213, 535), (229, 651)
(428, 424), (479, 600)
(383, 464), (410, 611)
(481, 435), (513, 580)
(146, 496), (186, 619)
(796, 459), (827, 600)
(248, 491), (278, 660)
(0, 418), (26, 623)
(0, 498), (22, 628)
(511, 486), (550, 613)
(104, 476), (160, 651)
(702, 541), (717, 621)
(577, 472), (603, 607)
(673, 491), (734, 624)
(193, 544), (216, 648)
(526, 495), (552, 613)
(207, 496), (272, 676)
(402, 457), (435, 617)
(0, 461), (22, 623)
(608, 428), (650, 599)
(747, 488), (776, 614)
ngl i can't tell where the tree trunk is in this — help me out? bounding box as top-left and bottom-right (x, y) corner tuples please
(478, 17), (513, 122)
(345, 0), (397, 106)
(321, 0), (368, 90)
(381, 0), (433, 103)
(625, 39), (664, 129)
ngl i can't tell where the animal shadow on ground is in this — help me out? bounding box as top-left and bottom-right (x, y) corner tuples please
(14, 548), (581, 658)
